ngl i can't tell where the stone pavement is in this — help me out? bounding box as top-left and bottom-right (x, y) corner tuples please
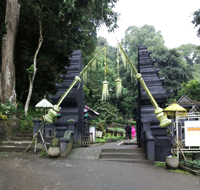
(0, 140), (199, 190)
(67, 139), (138, 161)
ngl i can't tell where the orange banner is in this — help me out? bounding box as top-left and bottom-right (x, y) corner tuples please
(187, 127), (200, 131)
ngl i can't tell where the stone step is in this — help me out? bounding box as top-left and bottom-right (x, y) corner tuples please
(1, 140), (32, 146)
(0, 145), (31, 152)
(123, 142), (138, 146)
(10, 136), (32, 141)
(100, 152), (146, 159)
(0, 140), (43, 152)
(99, 158), (150, 164)
(99, 146), (148, 164)
(16, 132), (33, 137)
(102, 148), (142, 153)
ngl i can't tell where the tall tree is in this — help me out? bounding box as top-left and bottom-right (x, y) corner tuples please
(176, 80), (200, 102)
(13, 0), (119, 115)
(122, 25), (165, 63)
(24, 3), (43, 117)
(151, 47), (193, 97)
(177, 44), (200, 66)
(192, 8), (200, 39)
(0, 0), (20, 104)
(177, 44), (200, 81)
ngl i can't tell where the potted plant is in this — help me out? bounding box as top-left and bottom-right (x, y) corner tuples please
(47, 130), (60, 158)
(165, 137), (180, 169)
(165, 155), (179, 169)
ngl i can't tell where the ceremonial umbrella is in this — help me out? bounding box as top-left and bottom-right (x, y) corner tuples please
(35, 96), (54, 114)
(164, 102), (187, 117)
(164, 102), (187, 160)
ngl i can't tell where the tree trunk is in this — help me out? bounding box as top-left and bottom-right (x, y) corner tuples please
(0, 0), (20, 104)
(24, 20), (43, 117)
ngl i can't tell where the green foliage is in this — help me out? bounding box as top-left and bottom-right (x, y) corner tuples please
(19, 116), (33, 131)
(50, 138), (59, 147)
(123, 25), (165, 63)
(67, 119), (75, 122)
(16, 104), (41, 131)
(95, 133), (125, 143)
(175, 80), (200, 102)
(95, 137), (106, 143)
(39, 150), (49, 158)
(155, 162), (166, 167)
(96, 123), (104, 131)
(114, 118), (126, 125)
(93, 100), (119, 124)
(84, 37), (136, 119)
(178, 44), (200, 66)
(14, 0), (119, 107)
(26, 64), (34, 74)
(0, 100), (16, 116)
(192, 9), (200, 38)
(50, 130), (59, 147)
(151, 47), (193, 97)
(0, 113), (8, 120)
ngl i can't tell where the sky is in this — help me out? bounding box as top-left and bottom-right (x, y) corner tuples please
(97, 0), (200, 49)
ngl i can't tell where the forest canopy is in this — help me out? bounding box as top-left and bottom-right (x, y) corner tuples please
(1, 1), (200, 120)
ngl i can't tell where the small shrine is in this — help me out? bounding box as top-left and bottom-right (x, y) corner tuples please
(177, 94), (200, 113)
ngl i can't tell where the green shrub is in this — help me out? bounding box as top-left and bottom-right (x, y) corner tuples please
(95, 138), (106, 143)
(39, 150), (49, 158)
(19, 116), (33, 131)
(0, 113), (8, 120)
(0, 100), (16, 117)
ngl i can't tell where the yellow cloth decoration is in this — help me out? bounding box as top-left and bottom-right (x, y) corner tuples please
(102, 80), (109, 101)
(115, 78), (122, 98)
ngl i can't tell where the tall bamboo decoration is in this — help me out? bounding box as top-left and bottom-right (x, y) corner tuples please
(115, 50), (122, 98)
(102, 47), (109, 101)
(117, 42), (172, 128)
(44, 47), (105, 124)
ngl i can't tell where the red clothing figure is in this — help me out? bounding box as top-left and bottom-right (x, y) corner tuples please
(131, 126), (136, 138)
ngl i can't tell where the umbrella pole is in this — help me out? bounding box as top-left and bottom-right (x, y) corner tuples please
(25, 122), (48, 153)
(169, 122), (186, 161)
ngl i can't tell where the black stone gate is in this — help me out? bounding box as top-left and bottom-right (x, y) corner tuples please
(35, 47), (172, 161)
(45, 50), (89, 147)
(137, 45), (172, 162)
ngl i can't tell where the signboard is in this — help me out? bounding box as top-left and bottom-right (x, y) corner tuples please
(185, 120), (200, 146)
(96, 131), (102, 138)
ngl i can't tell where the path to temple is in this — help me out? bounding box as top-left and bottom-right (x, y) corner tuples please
(0, 141), (199, 190)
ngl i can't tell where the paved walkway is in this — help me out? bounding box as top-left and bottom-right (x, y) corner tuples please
(0, 140), (199, 190)
(67, 139), (137, 161)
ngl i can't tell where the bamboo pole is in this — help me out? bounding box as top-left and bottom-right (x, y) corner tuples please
(43, 47), (106, 124)
(117, 42), (171, 128)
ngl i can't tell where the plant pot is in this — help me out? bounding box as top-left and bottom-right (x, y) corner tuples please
(165, 156), (179, 169)
(47, 147), (60, 158)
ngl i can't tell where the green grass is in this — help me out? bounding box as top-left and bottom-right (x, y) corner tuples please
(154, 162), (193, 175)
(95, 134), (125, 143)
(155, 162), (166, 167)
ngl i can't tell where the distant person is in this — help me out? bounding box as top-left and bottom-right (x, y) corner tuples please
(125, 123), (132, 139)
(131, 126), (136, 138)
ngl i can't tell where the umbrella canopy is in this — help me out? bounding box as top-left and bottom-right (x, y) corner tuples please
(35, 97), (54, 112)
(164, 102), (187, 117)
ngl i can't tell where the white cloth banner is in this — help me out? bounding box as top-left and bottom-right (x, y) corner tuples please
(185, 120), (200, 146)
